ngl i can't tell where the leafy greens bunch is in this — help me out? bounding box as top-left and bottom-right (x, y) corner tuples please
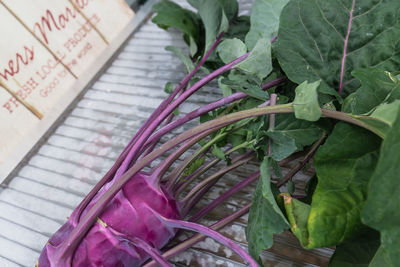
(38, 0), (400, 266)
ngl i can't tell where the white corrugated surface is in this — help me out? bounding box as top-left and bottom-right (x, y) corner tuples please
(0, 1), (333, 266)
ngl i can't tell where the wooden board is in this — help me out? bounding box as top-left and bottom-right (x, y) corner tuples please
(0, 0), (135, 182)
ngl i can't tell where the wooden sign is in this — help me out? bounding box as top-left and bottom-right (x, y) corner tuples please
(0, 0), (134, 181)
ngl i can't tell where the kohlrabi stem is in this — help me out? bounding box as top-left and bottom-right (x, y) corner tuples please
(189, 172), (260, 221)
(175, 146), (254, 198)
(277, 131), (327, 188)
(181, 153), (255, 203)
(165, 122), (250, 192)
(159, 216), (259, 266)
(61, 104), (381, 261)
(58, 104), (293, 262)
(268, 94), (277, 156)
(71, 36), (227, 222)
(115, 33), (228, 178)
(143, 203), (251, 267)
(144, 77), (286, 150)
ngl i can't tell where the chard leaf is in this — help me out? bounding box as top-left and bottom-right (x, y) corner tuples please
(245, 0), (290, 50)
(275, 0), (400, 97)
(152, 1), (199, 43)
(279, 193), (310, 247)
(246, 157), (289, 262)
(293, 80), (322, 122)
(361, 107), (400, 265)
(307, 122), (381, 248)
(165, 46), (195, 73)
(217, 38), (247, 64)
(343, 69), (400, 114)
(328, 230), (381, 267)
(235, 38), (272, 80)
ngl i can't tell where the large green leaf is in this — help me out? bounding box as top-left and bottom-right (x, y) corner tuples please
(293, 80), (322, 122)
(246, 157), (289, 262)
(328, 230), (380, 267)
(245, 0), (290, 50)
(343, 69), (400, 114)
(275, 0), (400, 97)
(152, 1), (200, 43)
(307, 122), (381, 248)
(361, 107), (400, 265)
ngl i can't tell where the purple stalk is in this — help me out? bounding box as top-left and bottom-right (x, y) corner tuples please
(144, 77), (286, 150)
(181, 153), (255, 203)
(143, 204), (252, 267)
(69, 35), (227, 222)
(339, 0), (356, 95)
(158, 216), (259, 266)
(115, 36), (245, 178)
(173, 157), (220, 196)
(189, 171), (260, 222)
(181, 177), (219, 217)
(58, 105), (294, 262)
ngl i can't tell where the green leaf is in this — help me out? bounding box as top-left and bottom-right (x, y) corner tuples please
(164, 82), (174, 94)
(225, 16), (251, 42)
(152, 1), (199, 43)
(188, 0), (225, 54)
(328, 230), (380, 267)
(246, 157), (289, 261)
(369, 246), (394, 267)
(216, 0), (238, 21)
(279, 193), (310, 247)
(235, 38), (272, 80)
(267, 113), (322, 161)
(361, 107), (400, 265)
(370, 100), (400, 127)
(245, 0), (289, 50)
(221, 73), (269, 100)
(343, 69), (400, 114)
(182, 157), (205, 178)
(218, 77), (232, 97)
(274, 113), (323, 150)
(165, 46), (195, 73)
(211, 144), (226, 161)
(293, 80), (322, 122)
(307, 122), (381, 248)
(217, 38), (247, 64)
(266, 131), (297, 161)
(275, 0), (400, 97)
